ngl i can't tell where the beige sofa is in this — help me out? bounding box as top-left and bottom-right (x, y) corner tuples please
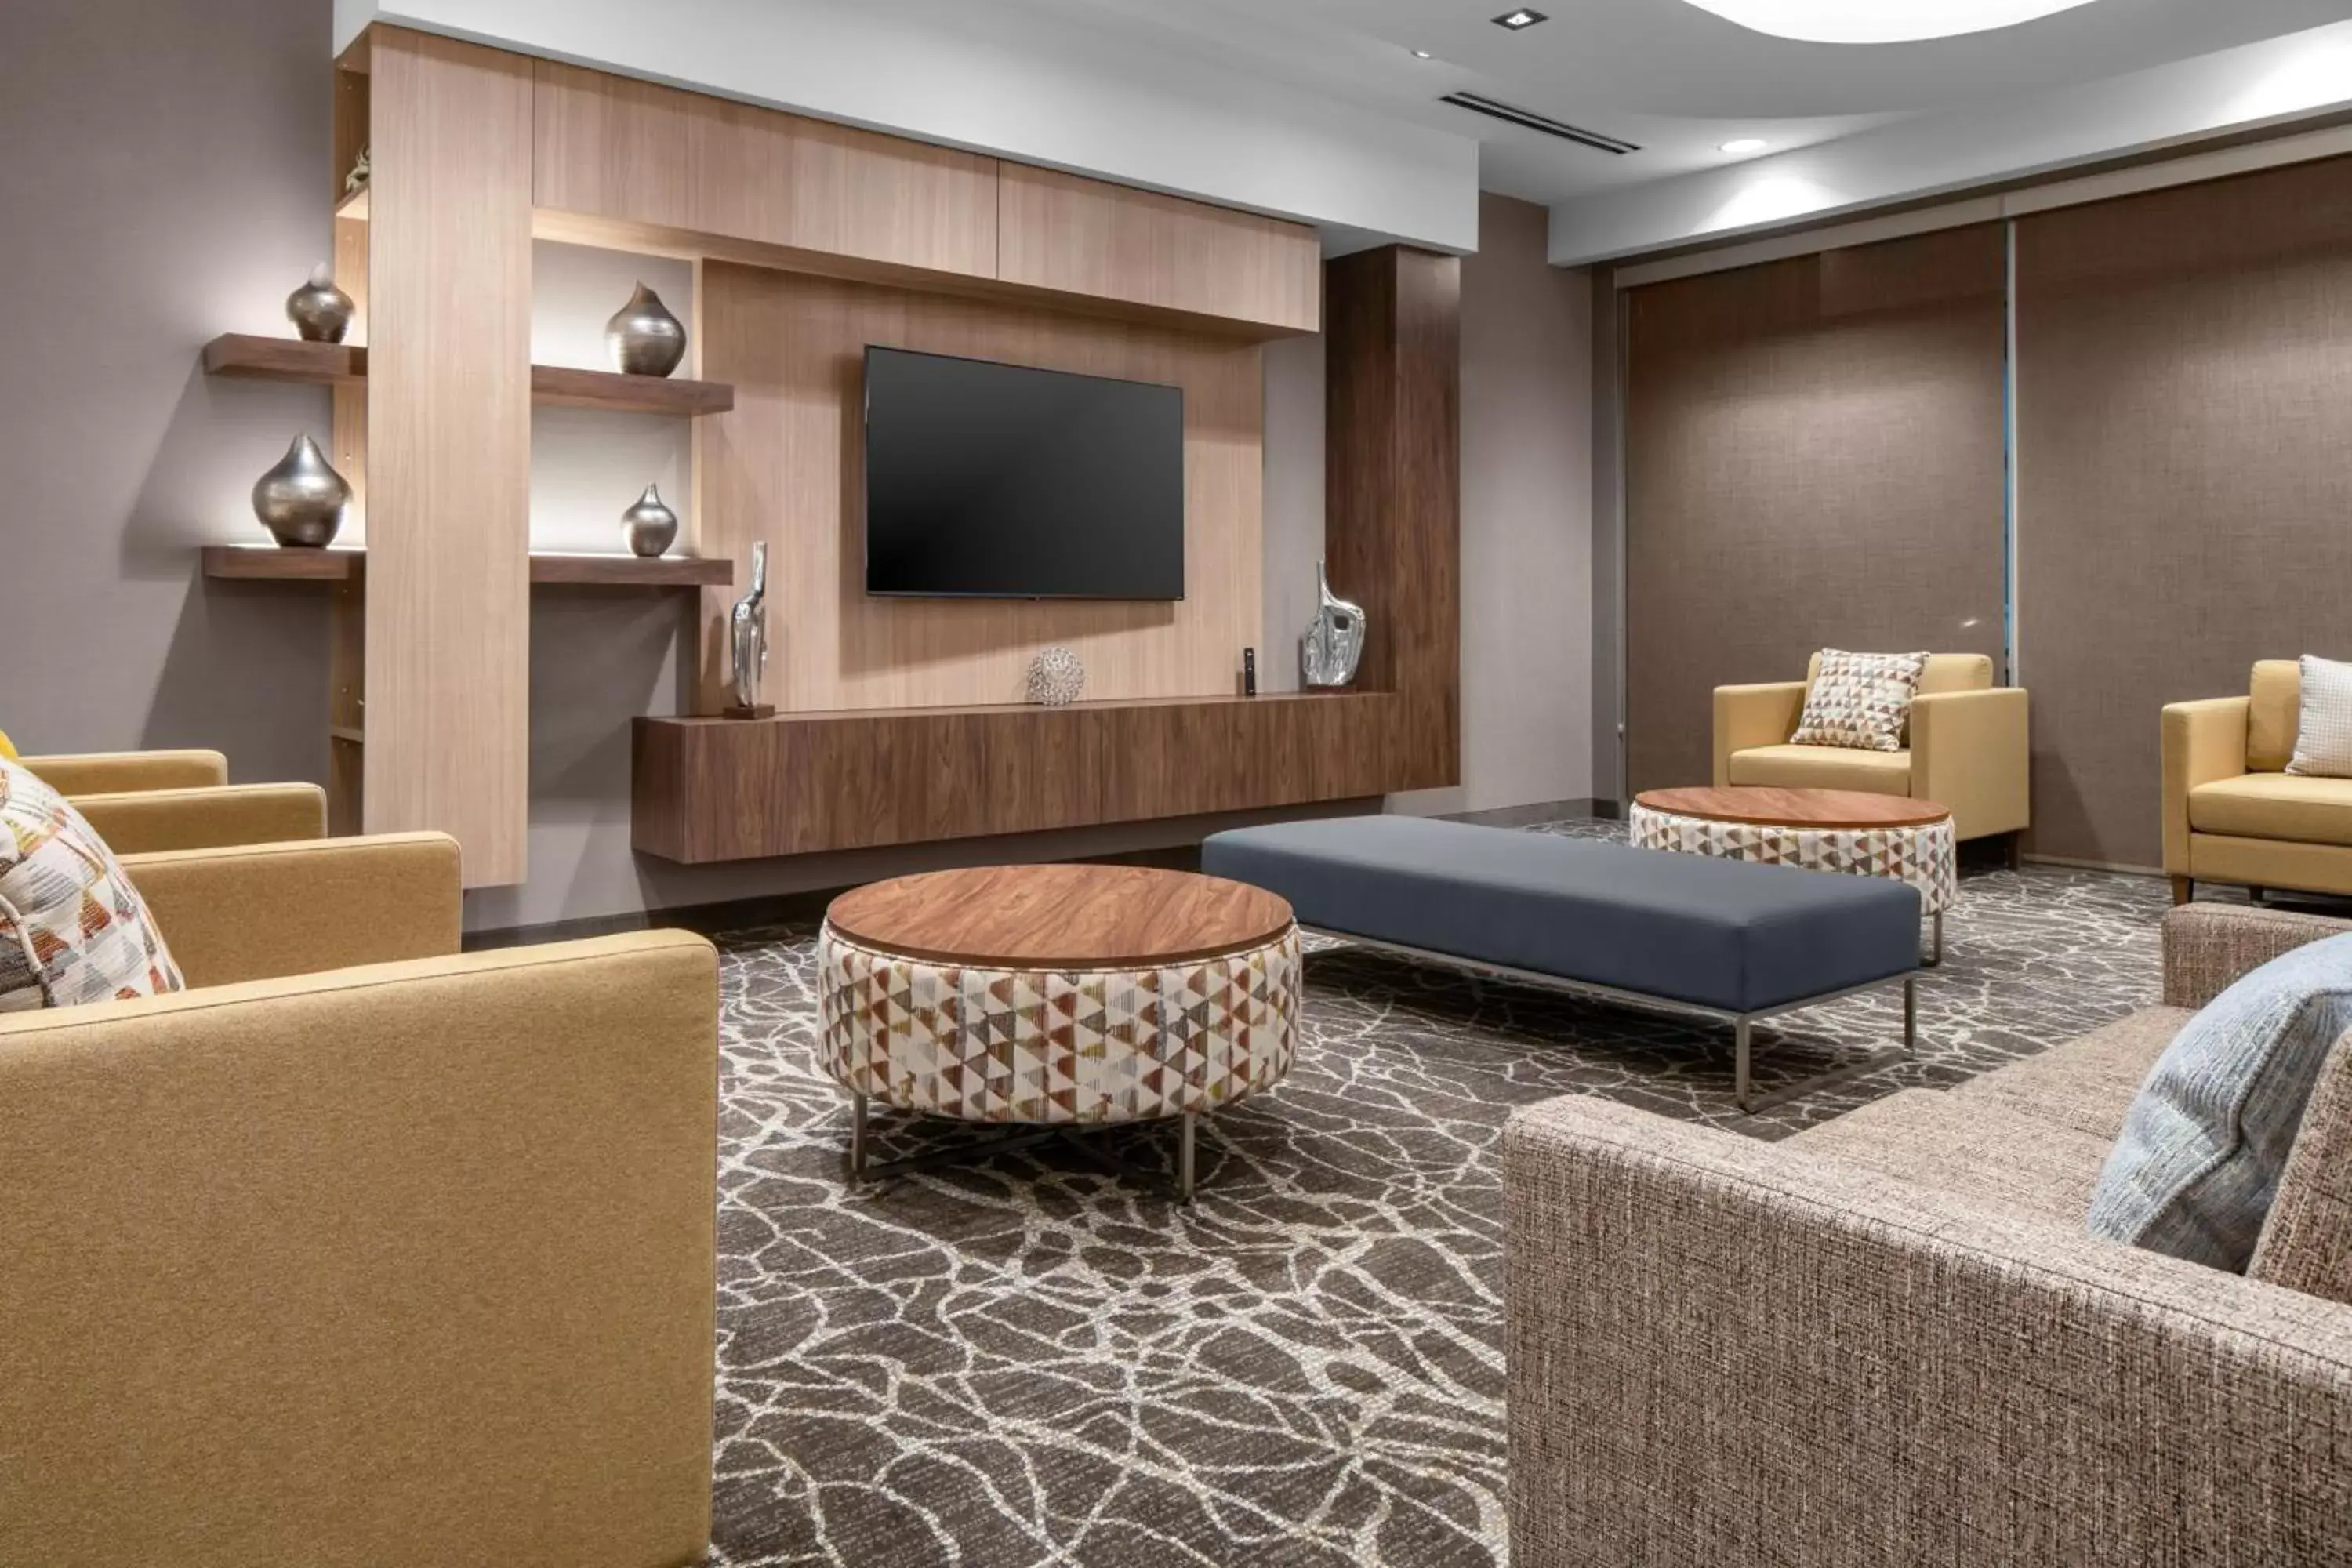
(22, 744), (328, 851)
(1504, 902), (2352, 1566)
(2165, 659), (2352, 903)
(0, 831), (721, 1568)
(1712, 652), (2030, 844)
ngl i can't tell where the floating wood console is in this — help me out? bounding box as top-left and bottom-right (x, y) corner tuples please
(201, 334), (735, 416)
(202, 544), (731, 588)
(633, 692), (1399, 862)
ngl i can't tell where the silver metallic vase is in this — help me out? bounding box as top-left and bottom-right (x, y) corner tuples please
(621, 484), (679, 557)
(285, 262), (354, 344)
(605, 282), (688, 377)
(250, 434), (350, 548)
(728, 540), (771, 713)
(1300, 558), (1366, 688)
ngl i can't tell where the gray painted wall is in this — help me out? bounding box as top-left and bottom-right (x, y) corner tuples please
(2, 0), (335, 785)
(5, 6), (1598, 932)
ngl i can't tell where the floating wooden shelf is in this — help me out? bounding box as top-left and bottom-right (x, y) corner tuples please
(202, 545), (732, 588)
(633, 690), (1403, 863)
(198, 334), (735, 416)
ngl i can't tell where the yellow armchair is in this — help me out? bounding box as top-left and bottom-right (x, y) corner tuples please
(1711, 653), (2031, 844)
(18, 746), (329, 853)
(2162, 661), (2352, 904)
(0, 832), (720, 1567)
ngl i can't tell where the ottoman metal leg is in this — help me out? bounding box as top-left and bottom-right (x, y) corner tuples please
(848, 1092), (869, 1181)
(1177, 1112), (1197, 1205)
(1925, 913), (1944, 968)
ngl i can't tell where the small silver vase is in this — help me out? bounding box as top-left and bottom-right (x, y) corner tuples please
(251, 434), (350, 548)
(604, 282), (687, 377)
(1301, 558), (1367, 688)
(621, 484), (680, 557)
(285, 262), (354, 344)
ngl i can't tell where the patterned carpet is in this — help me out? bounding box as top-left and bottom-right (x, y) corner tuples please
(702, 819), (2173, 1566)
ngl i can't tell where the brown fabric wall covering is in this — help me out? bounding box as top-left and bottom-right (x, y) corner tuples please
(2018, 154), (2352, 867)
(1624, 226), (2008, 795)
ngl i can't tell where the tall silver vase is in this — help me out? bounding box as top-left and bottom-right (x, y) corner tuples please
(728, 540), (771, 714)
(285, 262), (354, 344)
(250, 434), (350, 548)
(605, 282), (688, 377)
(1300, 558), (1366, 687)
(621, 484), (679, 557)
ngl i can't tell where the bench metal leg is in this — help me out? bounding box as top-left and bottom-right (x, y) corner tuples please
(1735, 1017), (1754, 1112)
(1904, 975), (1917, 1054)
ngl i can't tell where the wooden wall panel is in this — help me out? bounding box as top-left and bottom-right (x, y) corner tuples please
(633, 693), (1394, 862)
(1622, 226), (2009, 796)
(365, 29), (533, 887)
(693, 262), (1265, 713)
(532, 60), (998, 280)
(1324, 246), (1461, 789)
(2018, 156), (2352, 867)
(998, 165), (1320, 335)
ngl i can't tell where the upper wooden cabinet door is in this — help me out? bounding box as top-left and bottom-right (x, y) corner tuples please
(997, 165), (1321, 334)
(532, 60), (998, 278)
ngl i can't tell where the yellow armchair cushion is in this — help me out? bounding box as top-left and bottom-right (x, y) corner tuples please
(2188, 773), (2352, 848)
(67, 782), (326, 855)
(2249, 660), (2303, 774)
(1803, 651), (1992, 698)
(20, 749), (230, 794)
(0, 728), (15, 760)
(1726, 744), (1913, 795)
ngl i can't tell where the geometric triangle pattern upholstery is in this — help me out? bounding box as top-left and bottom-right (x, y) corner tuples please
(817, 923), (1301, 1124)
(1630, 804), (1959, 914)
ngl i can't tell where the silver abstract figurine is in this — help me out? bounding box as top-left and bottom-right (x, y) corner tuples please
(1300, 558), (1366, 688)
(343, 146), (370, 198)
(620, 484), (679, 557)
(605, 282), (688, 377)
(1025, 646), (1086, 706)
(250, 433), (350, 548)
(286, 263), (354, 344)
(729, 541), (770, 712)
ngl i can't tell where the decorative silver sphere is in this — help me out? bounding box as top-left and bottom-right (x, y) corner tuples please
(621, 484), (680, 557)
(1025, 646), (1086, 707)
(604, 282), (687, 377)
(251, 434), (350, 548)
(285, 262), (354, 345)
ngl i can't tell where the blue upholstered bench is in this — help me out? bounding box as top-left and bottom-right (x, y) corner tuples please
(1200, 815), (1922, 1109)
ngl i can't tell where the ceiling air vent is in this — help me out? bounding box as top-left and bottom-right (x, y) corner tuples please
(1439, 92), (1639, 154)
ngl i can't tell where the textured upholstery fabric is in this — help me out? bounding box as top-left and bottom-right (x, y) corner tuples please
(2252, 1029), (2352, 1306)
(1504, 1092), (2352, 1568)
(1909, 685), (2031, 840)
(0, 758), (182, 1011)
(1804, 649), (1991, 699)
(2189, 771), (2352, 845)
(2089, 933), (2352, 1271)
(22, 749), (229, 795)
(2249, 658), (2303, 774)
(2190, 835), (2352, 898)
(2164, 902), (2352, 1008)
(1710, 681), (1808, 786)
(1726, 742), (1912, 794)
(70, 782), (327, 855)
(2290, 654), (2352, 779)
(1203, 815), (1919, 1014)
(0, 931), (720, 1568)
(2162, 695), (2252, 877)
(1791, 649), (1929, 751)
(123, 833), (463, 990)
(1789, 1087), (2115, 1227)
(1951, 1007), (2190, 1141)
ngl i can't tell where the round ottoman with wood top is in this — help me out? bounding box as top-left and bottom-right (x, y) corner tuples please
(1630, 786), (1960, 964)
(816, 863), (1301, 1201)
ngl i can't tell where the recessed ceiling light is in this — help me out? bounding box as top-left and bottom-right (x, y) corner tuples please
(1719, 137), (1769, 154)
(1410, 47), (1433, 58)
(1492, 9), (1549, 30)
(1675, 1), (2102, 45)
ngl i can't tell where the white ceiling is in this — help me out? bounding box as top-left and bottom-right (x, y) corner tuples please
(1011, 0), (2352, 208)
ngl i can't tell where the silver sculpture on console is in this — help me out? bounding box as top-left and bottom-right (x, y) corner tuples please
(250, 433), (350, 548)
(725, 540), (771, 718)
(604, 282), (688, 377)
(1299, 558), (1366, 688)
(285, 262), (355, 344)
(1025, 646), (1086, 707)
(620, 484), (679, 557)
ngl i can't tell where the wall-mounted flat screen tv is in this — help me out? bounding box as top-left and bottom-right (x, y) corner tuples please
(862, 346), (1185, 600)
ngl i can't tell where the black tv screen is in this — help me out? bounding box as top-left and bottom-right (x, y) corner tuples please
(862, 346), (1185, 600)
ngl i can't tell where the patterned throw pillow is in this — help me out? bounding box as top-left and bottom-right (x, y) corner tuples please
(2087, 931), (2352, 1272)
(1790, 649), (1930, 752)
(2287, 654), (2352, 779)
(1, 756), (184, 1011)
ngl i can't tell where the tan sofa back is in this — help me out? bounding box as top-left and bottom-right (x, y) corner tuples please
(0, 931), (720, 1568)
(2249, 659), (2302, 773)
(1804, 650), (1993, 698)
